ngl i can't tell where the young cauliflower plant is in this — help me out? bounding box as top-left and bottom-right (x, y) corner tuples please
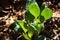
(14, 0), (53, 40)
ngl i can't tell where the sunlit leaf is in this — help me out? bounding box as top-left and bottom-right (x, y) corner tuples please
(37, 23), (44, 34)
(23, 33), (30, 40)
(19, 20), (28, 33)
(29, 2), (40, 18)
(28, 31), (33, 38)
(41, 8), (53, 20)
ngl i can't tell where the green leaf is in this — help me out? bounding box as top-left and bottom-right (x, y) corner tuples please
(34, 16), (44, 23)
(14, 21), (20, 32)
(33, 20), (44, 33)
(14, 23), (20, 32)
(30, 22), (38, 31)
(25, 11), (35, 23)
(28, 24), (38, 35)
(40, 2), (45, 12)
(29, 2), (40, 18)
(39, 16), (45, 23)
(37, 23), (44, 34)
(41, 8), (53, 20)
(29, 22), (38, 35)
(28, 31), (33, 38)
(19, 21), (28, 33)
(23, 33), (30, 40)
